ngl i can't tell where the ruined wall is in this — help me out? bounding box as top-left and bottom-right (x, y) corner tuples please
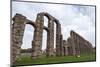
(66, 30), (94, 56)
(63, 30), (94, 56)
(11, 12), (62, 64)
(11, 12), (94, 65)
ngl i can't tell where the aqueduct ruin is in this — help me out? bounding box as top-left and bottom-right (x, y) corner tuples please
(11, 12), (94, 64)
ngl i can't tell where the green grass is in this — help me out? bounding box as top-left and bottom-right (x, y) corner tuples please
(15, 54), (96, 66)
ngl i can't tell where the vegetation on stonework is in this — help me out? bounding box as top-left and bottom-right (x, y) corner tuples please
(15, 53), (96, 66)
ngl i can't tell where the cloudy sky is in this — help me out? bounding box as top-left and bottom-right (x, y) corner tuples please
(12, 1), (96, 50)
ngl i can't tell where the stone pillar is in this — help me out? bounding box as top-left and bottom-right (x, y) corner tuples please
(70, 31), (76, 56)
(31, 14), (44, 59)
(11, 14), (26, 64)
(69, 38), (73, 55)
(46, 19), (54, 57)
(60, 35), (64, 56)
(56, 23), (61, 56)
(63, 40), (68, 56)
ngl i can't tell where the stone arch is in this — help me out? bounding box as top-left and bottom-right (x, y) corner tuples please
(11, 13), (43, 63)
(34, 12), (55, 57)
(22, 22), (36, 57)
(38, 12), (62, 56)
(30, 13), (55, 58)
(11, 12), (62, 64)
(26, 21), (36, 28)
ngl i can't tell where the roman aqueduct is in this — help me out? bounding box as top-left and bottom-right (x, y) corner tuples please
(11, 12), (94, 64)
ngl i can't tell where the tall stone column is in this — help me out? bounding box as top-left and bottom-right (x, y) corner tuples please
(60, 34), (64, 56)
(31, 14), (44, 59)
(63, 40), (68, 56)
(69, 38), (73, 55)
(70, 31), (76, 56)
(46, 19), (54, 57)
(56, 23), (61, 56)
(11, 14), (26, 64)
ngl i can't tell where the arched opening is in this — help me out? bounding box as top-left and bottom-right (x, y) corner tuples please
(41, 16), (48, 56)
(42, 30), (47, 56)
(44, 16), (48, 27)
(21, 24), (34, 57)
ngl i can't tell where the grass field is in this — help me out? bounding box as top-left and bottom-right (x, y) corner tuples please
(15, 54), (96, 66)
